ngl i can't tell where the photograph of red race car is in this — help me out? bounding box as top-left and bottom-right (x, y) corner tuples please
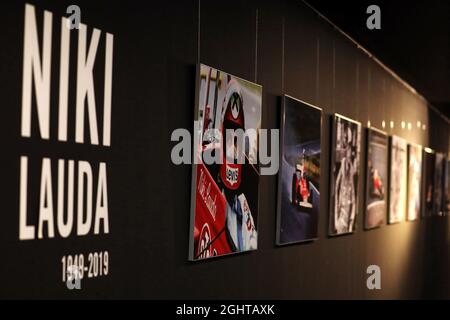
(276, 95), (321, 245)
(365, 128), (388, 229)
(389, 135), (407, 224)
(189, 64), (262, 261)
(292, 162), (312, 209)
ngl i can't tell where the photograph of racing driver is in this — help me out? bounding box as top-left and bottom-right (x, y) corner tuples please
(189, 64), (261, 261)
(364, 128), (388, 229)
(407, 143), (422, 221)
(389, 135), (408, 224)
(329, 114), (361, 236)
(277, 95), (321, 245)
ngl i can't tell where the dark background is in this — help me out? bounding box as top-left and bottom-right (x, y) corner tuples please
(307, 0), (450, 120)
(0, 0), (448, 299)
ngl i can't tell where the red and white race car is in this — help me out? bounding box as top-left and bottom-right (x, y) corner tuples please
(292, 164), (313, 209)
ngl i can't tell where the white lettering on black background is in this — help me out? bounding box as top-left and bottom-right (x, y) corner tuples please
(19, 4), (114, 240)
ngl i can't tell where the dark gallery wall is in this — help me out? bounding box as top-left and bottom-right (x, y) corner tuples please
(0, 0), (448, 298)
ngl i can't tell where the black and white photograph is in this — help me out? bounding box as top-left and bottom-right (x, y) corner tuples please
(329, 114), (361, 236)
(407, 144), (423, 221)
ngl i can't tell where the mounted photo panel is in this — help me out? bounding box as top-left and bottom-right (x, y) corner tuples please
(188, 64), (262, 261)
(364, 127), (388, 229)
(434, 152), (446, 216)
(329, 114), (361, 236)
(389, 135), (408, 224)
(407, 143), (423, 221)
(276, 95), (322, 245)
(445, 158), (450, 214)
(423, 149), (436, 218)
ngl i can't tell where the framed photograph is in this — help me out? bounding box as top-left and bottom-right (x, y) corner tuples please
(329, 114), (361, 236)
(407, 143), (423, 221)
(188, 64), (262, 261)
(434, 152), (445, 216)
(364, 127), (388, 230)
(276, 95), (322, 245)
(388, 135), (407, 224)
(445, 158), (450, 214)
(422, 148), (436, 218)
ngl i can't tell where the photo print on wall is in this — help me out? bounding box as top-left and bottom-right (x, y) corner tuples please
(188, 64), (262, 261)
(329, 114), (361, 236)
(445, 158), (450, 214)
(434, 152), (446, 216)
(407, 143), (423, 221)
(389, 135), (408, 224)
(423, 149), (436, 218)
(364, 127), (388, 229)
(276, 95), (322, 245)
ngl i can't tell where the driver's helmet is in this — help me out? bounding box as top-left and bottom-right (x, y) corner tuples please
(220, 79), (245, 191)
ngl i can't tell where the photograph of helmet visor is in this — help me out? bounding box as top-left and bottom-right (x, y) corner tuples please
(389, 135), (408, 224)
(407, 143), (423, 221)
(329, 114), (361, 236)
(276, 95), (321, 245)
(189, 64), (262, 261)
(364, 128), (388, 229)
